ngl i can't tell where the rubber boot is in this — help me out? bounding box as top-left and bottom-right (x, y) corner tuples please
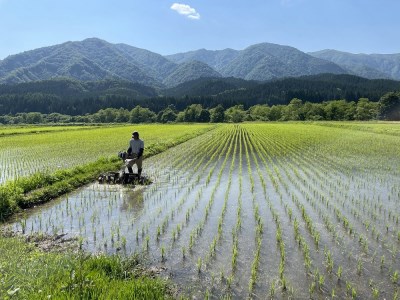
(138, 168), (143, 184)
(124, 173), (130, 184)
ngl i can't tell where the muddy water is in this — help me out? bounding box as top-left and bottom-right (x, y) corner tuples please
(4, 125), (400, 299)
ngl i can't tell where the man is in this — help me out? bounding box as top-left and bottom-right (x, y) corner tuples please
(126, 131), (144, 178)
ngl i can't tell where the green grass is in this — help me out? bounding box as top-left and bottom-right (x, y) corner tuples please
(0, 235), (172, 299)
(314, 121), (400, 136)
(0, 124), (104, 136)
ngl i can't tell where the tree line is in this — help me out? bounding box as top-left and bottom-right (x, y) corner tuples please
(1, 92), (398, 124)
(0, 75), (399, 116)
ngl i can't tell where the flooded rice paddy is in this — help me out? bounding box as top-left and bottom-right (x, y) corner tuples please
(4, 124), (400, 299)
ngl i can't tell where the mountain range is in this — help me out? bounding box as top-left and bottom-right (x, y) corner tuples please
(0, 38), (400, 88)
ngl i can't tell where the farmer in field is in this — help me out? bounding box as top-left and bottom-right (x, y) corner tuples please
(126, 131), (144, 178)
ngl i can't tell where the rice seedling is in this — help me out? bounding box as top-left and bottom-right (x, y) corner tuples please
(392, 270), (399, 284)
(197, 257), (202, 273)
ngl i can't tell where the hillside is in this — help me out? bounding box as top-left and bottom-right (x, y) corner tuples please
(0, 38), (224, 88)
(0, 38), (351, 87)
(309, 50), (400, 80)
(0, 39), (161, 86)
(2, 38), (400, 88)
(165, 48), (240, 71)
(162, 61), (222, 87)
(0, 74), (399, 115)
(212, 73), (400, 106)
(219, 43), (347, 81)
(166, 43), (348, 81)
(162, 77), (259, 97)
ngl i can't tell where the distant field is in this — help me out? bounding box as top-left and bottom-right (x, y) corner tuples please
(0, 124), (215, 184)
(0, 124), (104, 136)
(315, 121), (400, 136)
(3, 122), (399, 299)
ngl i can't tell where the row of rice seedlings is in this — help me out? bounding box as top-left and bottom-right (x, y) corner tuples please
(185, 128), (236, 256)
(268, 135), (368, 297)
(240, 128), (265, 296)
(135, 129), (231, 254)
(230, 127), (243, 276)
(131, 127), (228, 251)
(202, 127), (239, 271)
(144, 126), (234, 260)
(250, 127), (316, 297)
(285, 137), (399, 272)
(280, 143), (364, 298)
(165, 127), (234, 250)
(260, 125), (396, 298)
(312, 147), (400, 268)
(146, 129), (234, 261)
(249, 125), (358, 297)
(107, 184), (188, 251)
(151, 130), (228, 243)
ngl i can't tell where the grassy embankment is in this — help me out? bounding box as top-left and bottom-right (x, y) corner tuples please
(0, 235), (172, 299)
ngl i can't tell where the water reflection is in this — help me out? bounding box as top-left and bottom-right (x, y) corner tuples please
(120, 186), (145, 213)
(4, 183), (149, 254)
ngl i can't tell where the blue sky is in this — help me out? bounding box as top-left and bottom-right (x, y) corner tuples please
(0, 0), (399, 59)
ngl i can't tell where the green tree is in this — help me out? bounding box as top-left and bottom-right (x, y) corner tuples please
(268, 105), (284, 121)
(281, 98), (303, 120)
(92, 108), (117, 123)
(209, 105), (225, 123)
(182, 104), (203, 122)
(115, 108), (130, 123)
(158, 107), (177, 123)
(46, 113), (71, 123)
(225, 105), (246, 123)
(378, 92), (400, 120)
(130, 106), (156, 123)
(198, 109), (210, 122)
(324, 100), (355, 120)
(303, 102), (325, 120)
(248, 105), (271, 121)
(25, 112), (43, 124)
(355, 98), (378, 120)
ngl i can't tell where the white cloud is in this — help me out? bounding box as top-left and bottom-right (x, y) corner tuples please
(170, 3), (200, 20)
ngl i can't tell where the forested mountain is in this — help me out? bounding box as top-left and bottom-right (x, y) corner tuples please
(165, 48), (240, 70)
(0, 38), (161, 86)
(166, 43), (347, 81)
(1, 38), (400, 90)
(309, 50), (400, 80)
(113, 43), (178, 81)
(212, 73), (400, 106)
(162, 61), (222, 87)
(0, 38), (228, 88)
(219, 43), (347, 80)
(163, 73), (400, 108)
(163, 77), (259, 97)
(0, 74), (399, 115)
(0, 78), (158, 114)
(0, 78), (157, 98)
